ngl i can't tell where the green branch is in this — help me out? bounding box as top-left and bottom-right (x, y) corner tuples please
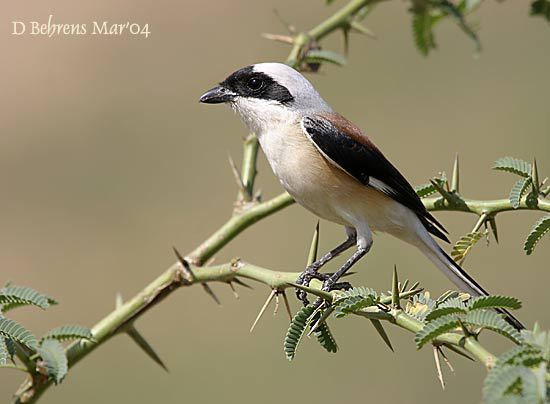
(9, 0), (549, 401)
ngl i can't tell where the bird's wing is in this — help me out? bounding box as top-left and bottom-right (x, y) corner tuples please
(301, 113), (449, 242)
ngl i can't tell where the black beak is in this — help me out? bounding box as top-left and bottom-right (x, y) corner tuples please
(199, 86), (236, 104)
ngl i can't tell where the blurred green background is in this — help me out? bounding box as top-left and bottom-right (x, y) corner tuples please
(1, 1), (549, 403)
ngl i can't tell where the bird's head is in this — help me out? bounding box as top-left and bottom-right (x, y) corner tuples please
(199, 63), (331, 133)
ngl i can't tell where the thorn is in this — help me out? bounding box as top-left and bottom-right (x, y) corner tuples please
(233, 278), (253, 290)
(350, 21), (376, 38)
(409, 281), (421, 291)
(433, 346), (445, 390)
(306, 221), (320, 266)
(430, 179), (454, 204)
(127, 326), (168, 372)
(306, 304), (325, 338)
(370, 319), (394, 352)
(115, 292), (123, 309)
(451, 154), (460, 193)
(261, 33), (294, 44)
(228, 282), (239, 299)
(472, 212), (488, 233)
(272, 8), (296, 33)
(173, 247), (220, 305)
(273, 293), (280, 316)
(250, 289), (276, 332)
(342, 26), (350, 55)
(228, 154), (248, 198)
(173, 247), (194, 283)
(281, 290), (292, 321)
(488, 216), (499, 244)
(438, 346), (455, 372)
(400, 279), (409, 293)
(442, 343), (475, 361)
(308, 305), (333, 336)
(532, 157), (539, 193)
(457, 318), (471, 338)
(202, 283), (221, 306)
(392, 265), (400, 309)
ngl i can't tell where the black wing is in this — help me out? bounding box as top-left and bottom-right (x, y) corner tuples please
(301, 115), (449, 243)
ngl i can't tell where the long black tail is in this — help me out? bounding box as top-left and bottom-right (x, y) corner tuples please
(417, 231), (524, 330)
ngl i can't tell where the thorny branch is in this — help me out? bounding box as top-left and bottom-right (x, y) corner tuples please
(12, 0), (549, 402)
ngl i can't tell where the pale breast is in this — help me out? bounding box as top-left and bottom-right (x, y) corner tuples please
(258, 123), (412, 235)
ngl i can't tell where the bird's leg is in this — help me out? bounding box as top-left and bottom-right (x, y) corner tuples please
(295, 232), (356, 304)
(321, 246), (369, 293)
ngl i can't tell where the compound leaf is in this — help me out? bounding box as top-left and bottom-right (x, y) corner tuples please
(284, 305), (315, 360)
(451, 231), (484, 264)
(464, 311), (522, 343)
(523, 215), (550, 255)
(0, 316), (37, 350)
(412, 11), (436, 56)
(493, 157), (531, 177)
(468, 296), (522, 311)
(415, 314), (462, 349)
(0, 285), (57, 312)
(313, 320), (338, 354)
(42, 325), (94, 343)
(37, 339), (68, 384)
(509, 177), (532, 209)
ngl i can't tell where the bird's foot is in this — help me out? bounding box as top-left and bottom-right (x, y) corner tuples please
(321, 278), (352, 293)
(295, 264), (327, 305)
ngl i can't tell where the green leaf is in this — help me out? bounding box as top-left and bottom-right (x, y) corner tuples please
(37, 339), (68, 384)
(0, 337), (8, 366)
(435, 0), (480, 52)
(523, 215), (550, 255)
(284, 305), (315, 360)
(464, 311), (522, 343)
(458, 0), (483, 14)
(468, 296), (522, 311)
(41, 325), (94, 343)
(334, 286), (378, 302)
(483, 364), (540, 403)
(451, 231), (485, 264)
(415, 182), (438, 198)
(415, 314), (462, 349)
(0, 316), (37, 350)
(509, 177), (532, 209)
(438, 296), (468, 308)
(313, 320), (338, 354)
(333, 287), (378, 318)
(531, 0), (550, 22)
(493, 157), (531, 178)
(425, 306), (467, 321)
(497, 345), (543, 366)
(0, 285), (57, 312)
(415, 173), (447, 198)
(521, 323), (550, 360)
(412, 11), (436, 56)
(304, 50), (347, 66)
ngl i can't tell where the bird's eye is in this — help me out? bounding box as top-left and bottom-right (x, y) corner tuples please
(247, 78), (263, 91)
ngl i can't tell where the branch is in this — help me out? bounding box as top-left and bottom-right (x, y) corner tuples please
(11, 0), (549, 400)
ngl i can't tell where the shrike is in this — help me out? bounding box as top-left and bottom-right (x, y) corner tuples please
(200, 62), (523, 329)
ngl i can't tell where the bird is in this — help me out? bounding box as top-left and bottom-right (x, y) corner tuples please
(199, 62), (523, 330)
